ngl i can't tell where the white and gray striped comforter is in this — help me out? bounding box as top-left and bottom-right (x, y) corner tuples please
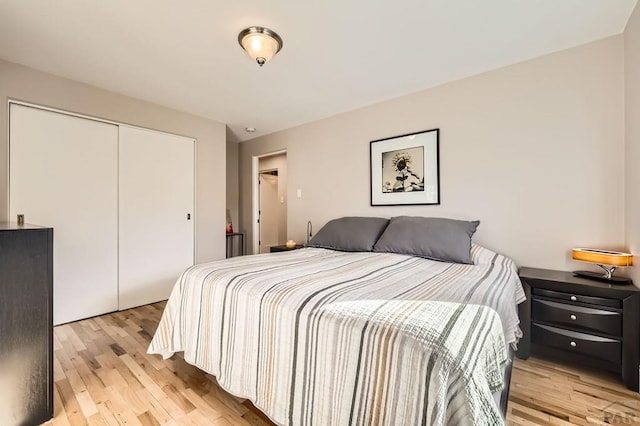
(149, 245), (525, 425)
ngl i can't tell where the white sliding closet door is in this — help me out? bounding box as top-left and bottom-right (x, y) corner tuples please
(9, 104), (119, 325)
(118, 126), (195, 310)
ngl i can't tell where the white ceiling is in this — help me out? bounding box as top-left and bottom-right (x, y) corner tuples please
(0, 0), (636, 142)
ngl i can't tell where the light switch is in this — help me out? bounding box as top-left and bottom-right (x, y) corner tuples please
(296, 189), (302, 198)
(280, 196), (284, 204)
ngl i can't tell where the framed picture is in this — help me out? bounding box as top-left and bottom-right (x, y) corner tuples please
(370, 128), (439, 206)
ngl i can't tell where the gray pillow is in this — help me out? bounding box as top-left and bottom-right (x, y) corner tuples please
(372, 216), (480, 264)
(307, 217), (390, 252)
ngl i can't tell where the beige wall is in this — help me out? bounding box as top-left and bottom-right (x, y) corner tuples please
(625, 4), (640, 283)
(226, 141), (240, 232)
(259, 153), (288, 246)
(239, 36), (626, 272)
(0, 59), (227, 263)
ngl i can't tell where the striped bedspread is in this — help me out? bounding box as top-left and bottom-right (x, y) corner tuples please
(149, 245), (525, 425)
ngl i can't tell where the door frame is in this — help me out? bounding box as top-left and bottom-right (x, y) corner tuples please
(252, 149), (286, 254)
(258, 169), (279, 254)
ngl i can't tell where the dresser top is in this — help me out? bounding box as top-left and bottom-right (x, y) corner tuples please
(0, 222), (51, 231)
(519, 266), (639, 296)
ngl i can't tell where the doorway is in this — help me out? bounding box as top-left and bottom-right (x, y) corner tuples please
(259, 171), (279, 253)
(253, 151), (287, 253)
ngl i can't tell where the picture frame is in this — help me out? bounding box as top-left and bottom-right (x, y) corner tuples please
(370, 128), (440, 206)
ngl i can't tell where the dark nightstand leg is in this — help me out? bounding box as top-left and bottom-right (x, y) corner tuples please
(516, 281), (531, 359)
(622, 294), (640, 391)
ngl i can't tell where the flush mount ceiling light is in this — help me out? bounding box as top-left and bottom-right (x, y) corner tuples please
(238, 26), (283, 67)
(245, 127), (256, 133)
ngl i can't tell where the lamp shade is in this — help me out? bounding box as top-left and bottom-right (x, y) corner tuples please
(238, 27), (283, 66)
(572, 248), (634, 267)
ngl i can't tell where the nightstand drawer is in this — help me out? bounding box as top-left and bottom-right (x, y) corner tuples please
(532, 324), (621, 365)
(532, 299), (621, 337)
(532, 288), (621, 308)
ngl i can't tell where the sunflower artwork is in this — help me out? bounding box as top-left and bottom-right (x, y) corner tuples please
(370, 128), (439, 206)
(382, 147), (424, 193)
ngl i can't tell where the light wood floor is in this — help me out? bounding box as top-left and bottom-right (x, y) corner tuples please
(45, 302), (640, 426)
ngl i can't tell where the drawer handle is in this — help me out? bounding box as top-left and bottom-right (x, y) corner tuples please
(570, 314), (577, 320)
(570, 296), (577, 301)
(570, 341), (577, 347)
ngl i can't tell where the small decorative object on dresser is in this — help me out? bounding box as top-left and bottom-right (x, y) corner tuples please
(516, 267), (640, 391)
(285, 239), (297, 248)
(572, 248), (634, 284)
(226, 209), (234, 234)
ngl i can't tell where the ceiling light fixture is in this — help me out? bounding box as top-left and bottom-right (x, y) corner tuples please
(238, 27), (283, 67)
(245, 127), (256, 133)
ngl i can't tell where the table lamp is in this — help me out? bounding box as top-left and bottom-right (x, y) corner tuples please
(571, 248), (634, 284)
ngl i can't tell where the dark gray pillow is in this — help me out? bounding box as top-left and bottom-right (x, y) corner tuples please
(307, 217), (390, 252)
(372, 216), (480, 264)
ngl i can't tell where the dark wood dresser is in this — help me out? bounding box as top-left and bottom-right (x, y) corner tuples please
(0, 223), (53, 425)
(516, 267), (640, 391)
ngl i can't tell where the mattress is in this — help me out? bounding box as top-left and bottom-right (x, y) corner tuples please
(149, 245), (525, 425)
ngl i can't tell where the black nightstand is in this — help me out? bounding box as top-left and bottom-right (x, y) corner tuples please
(517, 267), (640, 391)
(270, 244), (305, 253)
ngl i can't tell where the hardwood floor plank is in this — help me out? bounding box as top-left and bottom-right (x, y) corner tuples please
(224, 415), (256, 426)
(85, 413), (108, 426)
(51, 384), (72, 426)
(55, 378), (88, 426)
(64, 368), (99, 418)
(136, 388), (176, 425)
(119, 353), (167, 401)
(210, 416), (235, 426)
(65, 323), (88, 352)
(137, 411), (161, 426)
(111, 356), (146, 392)
(54, 355), (67, 382)
(95, 367), (128, 392)
(119, 353), (186, 420)
(95, 402), (125, 426)
(181, 388), (225, 420)
(44, 302), (640, 426)
(102, 387), (143, 426)
(202, 389), (250, 418)
(162, 382), (198, 414)
(54, 332), (64, 352)
(119, 387), (150, 416)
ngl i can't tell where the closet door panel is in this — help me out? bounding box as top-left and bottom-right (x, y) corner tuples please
(118, 126), (195, 310)
(9, 104), (119, 325)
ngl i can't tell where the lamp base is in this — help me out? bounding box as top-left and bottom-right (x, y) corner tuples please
(572, 270), (632, 285)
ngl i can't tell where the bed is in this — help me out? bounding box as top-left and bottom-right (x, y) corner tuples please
(149, 217), (525, 425)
